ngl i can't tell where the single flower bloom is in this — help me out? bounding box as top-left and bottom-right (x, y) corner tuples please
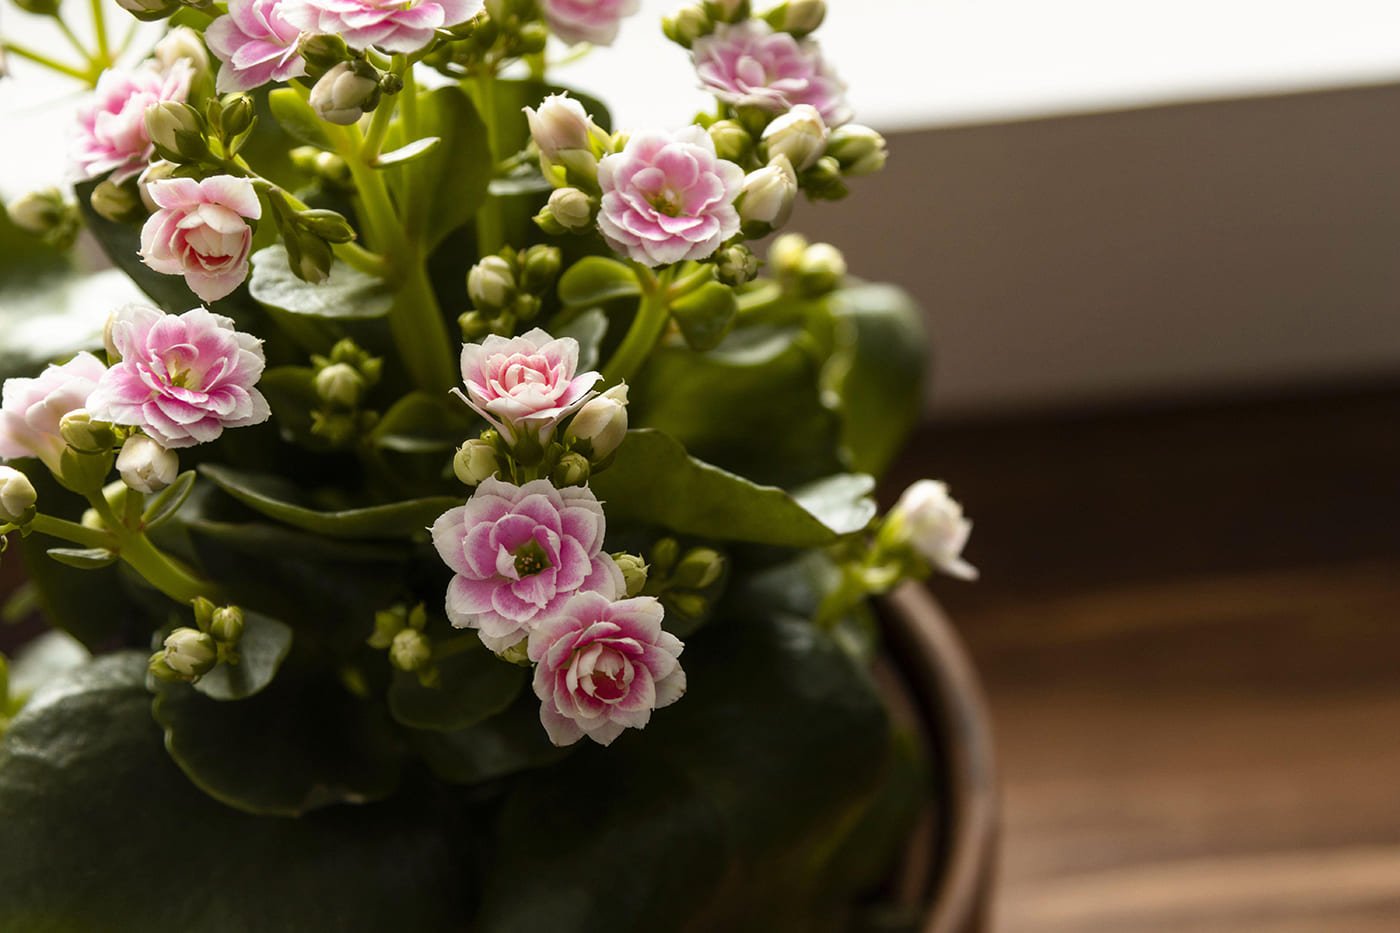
(74, 62), (194, 182)
(0, 353), (107, 472)
(454, 328), (601, 444)
(86, 304), (271, 449)
(888, 480), (978, 581)
(525, 93), (601, 165)
(692, 20), (851, 127)
(596, 126), (745, 267)
(282, 0), (483, 54)
(431, 478), (625, 653)
(140, 175), (261, 303)
(541, 0), (640, 46)
(528, 591), (685, 747)
(205, 0), (307, 94)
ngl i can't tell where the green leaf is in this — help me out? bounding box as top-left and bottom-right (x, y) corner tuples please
(45, 547), (118, 570)
(388, 639), (526, 732)
(0, 654), (474, 931)
(141, 470), (197, 530)
(187, 519), (407, 564)
(558, 256), (639, 308)
(409, 691), (571, 786)
(267, 87), (334, 150)
(73, 179), (205, 315)
(589, 429), (874, 547)
(670, 280), (738, 352)
(6, 631), (89, 699)
(384, 85), (491, 251)
(192, 611), (293, 701)
(371, 391), (472, 453)
(372, 136), (441, 167)
(200, 463), (459, 539)
(153, 668), (401, 816)
(553, 307), (609, 371)
(248, 245), (393, 319)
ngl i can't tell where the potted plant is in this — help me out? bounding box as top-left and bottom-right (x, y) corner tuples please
(0, 0), (989, 928)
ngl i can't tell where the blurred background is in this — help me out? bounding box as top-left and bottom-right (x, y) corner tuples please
(4, 1), (1400, 929)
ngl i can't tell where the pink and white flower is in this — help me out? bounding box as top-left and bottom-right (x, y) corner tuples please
(74, 62), (194, 182)
(596, 126), (744, 267)
(139, 175), (261, 303)
(281, 0), (483, 54)
(0, 353), (108, 471)
(205, 0), (307, 93)
(528, 591), (685, 747)
(540, 0), (640, 47)
(454, 328), (601, 444)
(887, 480), (978, 581)
(86, 304), (270, 449)
(692, 20), (851, 127)
(431, 478), (624, 652)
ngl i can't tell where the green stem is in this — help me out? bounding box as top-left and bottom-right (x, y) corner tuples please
(602, 266), (675, 386)
(399, 64), (426, 238)
(1, 42), (90, 82)
(668, 265), (715, 299)
(88, 0), (111, 66)
(360, 92), (397, 163)
(51, 16), (93, 65)
(119, 534), (216, 604)
(336, 241), (390, 277)
(27, 514), (116, 551)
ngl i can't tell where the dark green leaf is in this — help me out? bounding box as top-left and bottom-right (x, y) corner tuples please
(388, 639), (526, 732)
(267, 87), (334, 150)
(553, 307), (609, 371)
(590, 429), (874, 547)
(200, 463), (459, 539)
(186, 519), (407, 564)
(74, 179), (204, 314)
(409, 690), (571, 785)
(141, 470), (197, 530)
(558, 256), (639, 307)
(249, 245), (393, 319)
(670, 280), (737, 351)
(46, 547), (118, 570)
(371, 391), (472, 453)
(372, 136), (440, 167)
(384, 85), (491, 251)
(192, 611), (293, 701)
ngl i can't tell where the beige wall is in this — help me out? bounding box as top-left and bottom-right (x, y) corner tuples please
(794, 84), (1400, 416)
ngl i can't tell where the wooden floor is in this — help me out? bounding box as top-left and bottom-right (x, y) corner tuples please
(895, 387), (1400, 932)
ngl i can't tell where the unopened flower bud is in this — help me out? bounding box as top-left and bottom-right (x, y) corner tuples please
(672, 547), (725, 589)
(453, 438), (499, 486)
(520, 244), (562, 294)
(389, 628), (432, 673)
(192, 595), (217, 631)
(761, 104), (828, 171)
(613, 552), (649, 597)
(89, 179), (144, 224)
(496, 640), (530, 666)
(144, 102), (209, 163)
(137, 160), (179, 212)
(885, 480), (978, 580)
(768, 232), (808, 278)
(565, 384), (628, 460)
(467, 255), (516, 312)
(662, 5), (713, 47)
(154, 26), (210, 78)
(7, 189), (75, 245)
(708, 119), (753, 164)
(650, 537), (680, 575)
(738, 155), (798, 234)
(59, 410), (117, 453)
(828, 125), (887, 177)
(284, 230), (334, 284)
(296, 209), (356, 243)
(715, 243), (759, 286)
(217, 93), (257, 140)
(315, 362), (366, 410)
(539, 187), (593, 234)
(310, 61), (381, 126)
(0, 466), (37, 526)
(368, 608), (404, 649)
(525, 94), (598, 164)
(299, 34), (352, 74)
(114, 0), (179, 21)
(763, 0), (825, 36)
(458, 310), (492, 340)
(13, 0), (60, 14)
(162, 627), (218, 679)
(552, 451), (591, 487)
(704, 0), (750, 23)
(802, 155), (848, 201)
(209, 606), (245, 644)
(116, 436), (178, 494)
(796, 242), (846, 296)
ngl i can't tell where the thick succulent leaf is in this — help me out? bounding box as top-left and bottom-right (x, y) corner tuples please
(0, 654), (474, 932)
(141, 470), (198, 530)
(153, 667), (401, 816)
(372, 391), (473, 453)
(383, 85), (491, 251)
(590, 429), (874, 546)
(267, 87), (335, 150)
(200, 463), (459, 539)
(558, 256), (639, 308)
(249, 245), (393, 319)
(73, 179), (204, 314)
(409, 690), (571, 786)
(553, 307), (609, 371)
(192, 611), (293, 701)
(387, 639), (526, 732)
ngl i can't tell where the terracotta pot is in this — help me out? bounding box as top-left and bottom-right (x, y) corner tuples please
(879, 584), (999, 933)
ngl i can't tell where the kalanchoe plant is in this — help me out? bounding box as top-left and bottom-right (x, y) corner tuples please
(0, 0), (976, 928)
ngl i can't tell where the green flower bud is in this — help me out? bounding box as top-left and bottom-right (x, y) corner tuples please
(210, 606), (245, 645)
(192, 596), (217, 631)
(565, 385), (629, 461)
(496, 639), (531, 666)
(715, 243), (759, 286)
(114, 0), (179, 21)
(467, 255), (517, 312)
(297, 209), (357, 243)
(13, 0), (61, 15)
(0, 466), (37, 527)
(217, 93), (257, 140)
(801, 155), (848, 201)
(796, 242), (847, 297)
(116, 436), (177, 494)
(162, 627), (217, 680)
(283, 228), (334, 284)
(761, 104), (828, 172)
(613, 552), (649, 597)
(763, 0), (826, 36)
(148, 652), (182, 683)
(650, 537), (680, 576)
(552, 451), (591, 487)
(298, 34), (352, 76)
(458, 310), (492, 340)
(662, 5), (713, 47)
(59, 410), (117, 454)
(144, 102), (209, 163)
(520, 245), (563, 294)
(389, 628), (432, 673)
(310, 61), (381, 126)
(89, 179), (145, 224)
(708, 119), (754, 164)
(407, 603), (428, 631)
(768, 232), (808, 278)
(704, 0), (750, 24)
(315, 362), (366, 410)
(672, 547), (725, 589)
(454, 439), (499, 486)
(827, 124), (888, 176)
(7, 189), (78, 248)
(540, 187), (593, 234)
(57, 447), (115, 496)
(667, 591), (711, 619)
(368, 608), (405, 649)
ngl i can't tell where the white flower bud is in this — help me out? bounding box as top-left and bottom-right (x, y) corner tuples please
(116, 436), (178, 494)
(761, 104), (828, 172)
(888, 480), (978, 581)
(454, 439), (499, 486)
(0, 466), (37, 525)
(154, 26), (210, 79)
(467, 255), (517, 311)
(768, 232), (808, 278)
(310, 62), (381, 126)
(796, 242), (847, 296)
(738, 156), (798, 230)
(827, 124), (888, 177)
(136, 161), (178, 213)
(565, 384), (629, 460)
(525, 94), (599, 163)
(163, 627), (218, 678)
(7, 189), (68, 237)
(315, 362), (366, 410)
(144, 102), (208, 162)
(390, 628), (433, 673)
(547, 187), (594, 232)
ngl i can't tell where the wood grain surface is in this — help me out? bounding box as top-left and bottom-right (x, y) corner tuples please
(892, 386), (1400, 932)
